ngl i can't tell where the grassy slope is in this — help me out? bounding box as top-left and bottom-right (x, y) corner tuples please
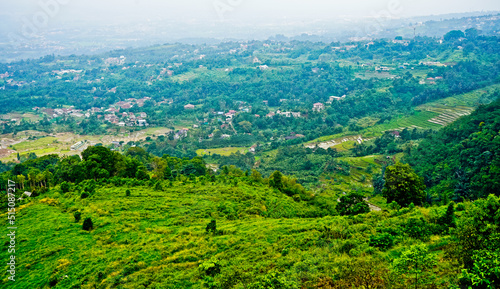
(0, 180), (459, 288)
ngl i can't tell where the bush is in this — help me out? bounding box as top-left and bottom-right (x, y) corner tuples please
(73, 211), (81, 223)
(401, 217), (437, 240)
(60, 181), (71, 193)
(206, 220), (217, 234)
(80, 192), (90, 199)
(82, 217), (93, 231)
(337, 192), (370, 216)
(369, 233), (394, 251)
(125, 189), (131, 197)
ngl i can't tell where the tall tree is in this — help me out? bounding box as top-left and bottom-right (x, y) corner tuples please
(383, 163), (426, 207)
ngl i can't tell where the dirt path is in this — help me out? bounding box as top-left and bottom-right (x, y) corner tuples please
(365, 199), (382, 211)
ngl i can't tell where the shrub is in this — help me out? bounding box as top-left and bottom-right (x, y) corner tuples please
(125, 189), (131, 197)
(73, 211), (81, 223)
(337, 192), (370, 216)
(199, 257), (221, 277)
(459, 250), (500, 288)
(82, 217), (93, 231)
(60, 181), (71, 193)
(206, 220), (217, 234)
(369, 233), (394, 251)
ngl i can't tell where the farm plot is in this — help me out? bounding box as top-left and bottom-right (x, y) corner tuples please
(424, 105), (474, 126)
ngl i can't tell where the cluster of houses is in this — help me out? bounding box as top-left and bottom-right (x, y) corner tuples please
(36, 107), (87, 118)
(103, 111), (149, 127)
(3, 78), (28, 88)
(34, 97), (152, 127)
(265, 111), (302, 118)
(104, 56), (126, 66)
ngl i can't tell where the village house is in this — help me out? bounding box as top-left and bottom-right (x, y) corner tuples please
(327, 95), (346, 103)
(184, 104), (195, 109)
(313, 103), (325, 112)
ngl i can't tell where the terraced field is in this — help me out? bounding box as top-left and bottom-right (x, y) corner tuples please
(362, 110), (443, 136)
(423, 105), (474, 126)
(307, 84), (500, 144)
(305, 135), (370, 150)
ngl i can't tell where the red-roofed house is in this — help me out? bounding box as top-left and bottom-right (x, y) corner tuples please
(313, 103), (325, 112)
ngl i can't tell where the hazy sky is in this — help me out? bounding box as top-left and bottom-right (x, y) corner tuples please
(1, 0), (499, 26)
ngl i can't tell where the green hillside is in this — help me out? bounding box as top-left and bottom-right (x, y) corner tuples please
(3, 176), (495, 288)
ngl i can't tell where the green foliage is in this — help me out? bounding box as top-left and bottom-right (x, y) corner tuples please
(269, 171), (284, 192)
(199, 257), (221, 277)
(248, 270), (298, 289)
(393, 244), (437, 288)
(369, 233), (395, 251)
(60, 181), (70, 193)
(383, 162), (426, 207)
(405, 97), (500, 202)
(82, 217), (93, 231)
(437, 202), (455, 230)
(125, 189), (131, 197)
(73, 211), (81, 223)
(460, 250), (500, 288)
(336, 192), (370, 216)
(401, 217), (436, 241)
(451, 195), (500, 268)
(206, 220), (217, 234)
(444, 30), (465, 41)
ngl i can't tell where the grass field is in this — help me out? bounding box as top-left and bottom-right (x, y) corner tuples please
(0, 112), (42, 122)
(11, 137), (58, 152)
(331, 140), (358, 152)
(196, 147), (248, 156)
(0, 127), (176, 161)
(0, 180), (458, 288)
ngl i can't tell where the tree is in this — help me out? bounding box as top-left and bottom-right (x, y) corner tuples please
(82, 146), (118, 176)
(460, 250), (500, 288)
(60, 181), (70, 193)
(336, 192), (370, 216)
(437, 202), (455, 229)
(135, 165), (150, 180)
(382, 163), (426, 207)
(393, 244), (437, 288)
(269, 171), (284, 192)
(465, 28), (480, 39)
(444, 30), (465, 41)
(238, 121), (252, 133)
